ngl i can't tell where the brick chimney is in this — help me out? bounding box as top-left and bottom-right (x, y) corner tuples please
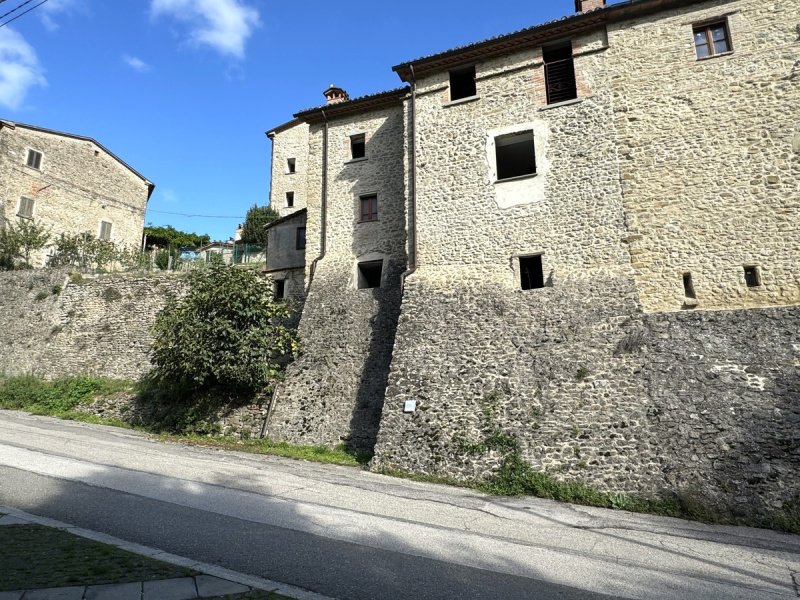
(324, 85), (349, 105)
(574, 0), (605, 12)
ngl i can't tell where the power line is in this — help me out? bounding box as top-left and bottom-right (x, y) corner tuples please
(0, 0), (50, 28)
(148, 209), (244, 219)
(0, 0), (39, 23)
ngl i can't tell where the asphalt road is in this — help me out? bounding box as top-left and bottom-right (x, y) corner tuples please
(0, 411), (798, 599)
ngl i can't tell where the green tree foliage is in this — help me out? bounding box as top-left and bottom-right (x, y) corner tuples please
(48, 233), (150, 272)
(239, 204), (280, 245)
(150, 264), (297, 394)
(143, 224), (210, 249)
(0, 219), (51, 269)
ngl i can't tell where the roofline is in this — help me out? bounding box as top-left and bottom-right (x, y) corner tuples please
(294, 87), (410, 124)
(198, 242), (235, 251)
(0, 119), (156, 199)
(392, 0), (708, 80)
(266, 118), (303, 138)
(263, 208), (307, 230)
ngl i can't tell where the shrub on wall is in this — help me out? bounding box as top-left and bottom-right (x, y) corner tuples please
(149, 264), (297, 394)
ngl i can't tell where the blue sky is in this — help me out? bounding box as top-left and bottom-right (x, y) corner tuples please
(0, 0), (618, 241)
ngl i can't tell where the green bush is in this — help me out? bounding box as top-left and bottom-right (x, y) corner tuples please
(149, 264), (297, 394)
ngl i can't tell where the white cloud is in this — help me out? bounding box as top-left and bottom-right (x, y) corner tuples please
(150, 0), (260, 59)
(0, 28), (46, 110)
(123, 55), (152, 73)
(39, 0), (78, 32)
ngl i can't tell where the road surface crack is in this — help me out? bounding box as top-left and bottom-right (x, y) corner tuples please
(790, 568), (799, 597)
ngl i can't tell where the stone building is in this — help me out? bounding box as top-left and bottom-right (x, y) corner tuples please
(264, 0), (800, 517)
(0, 120), (154, 266)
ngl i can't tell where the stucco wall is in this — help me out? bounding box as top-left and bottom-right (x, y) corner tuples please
(607, 0), (800, 311)
(0, 125), (151, 267)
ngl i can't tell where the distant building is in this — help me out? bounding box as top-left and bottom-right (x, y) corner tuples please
(0, 119), (154, 266)
(197, 241), (234, 265)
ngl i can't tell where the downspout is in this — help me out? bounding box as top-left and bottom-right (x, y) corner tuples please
(306, 109), (329, 293)
(400, 65), (418, 291)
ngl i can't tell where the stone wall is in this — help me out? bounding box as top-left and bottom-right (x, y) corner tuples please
(0, 270), (185, 380)
(373, 274), (800, 518)
(607, 0), (800, 311)
(268, 121), (310, 218)
(0, 123), (151, 267)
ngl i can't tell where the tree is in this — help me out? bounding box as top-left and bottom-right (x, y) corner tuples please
(150, 264), (297, 394)
(239, 204), (280, 245)
(143, 224), (210, 250)
(0, 219), (51, 269)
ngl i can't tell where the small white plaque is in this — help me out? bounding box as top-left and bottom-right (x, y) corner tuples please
(403, 400), (417, 413)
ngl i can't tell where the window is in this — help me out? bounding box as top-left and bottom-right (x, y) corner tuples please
(683, 273), (696, 299)
(359, 194), (378, 222)
(350, 134), (366, 160)
(286, 192), (295, 208)
(693, 22), (731, 59)
(274, 279), (286, 300)
(99, 221), (112, 241)
(358, 260), (383, 289)
(296, 227), (306, 250)
(287, 158), (296, 173)
(519, 255), (544, 290)
(17, 197), (34, 219)
(543, 42), (577, 105)
(26, 149), (42, 170)
(496, 131), (536, 181)
(744, 266), (760, 288)
(449, 65), (476, 101)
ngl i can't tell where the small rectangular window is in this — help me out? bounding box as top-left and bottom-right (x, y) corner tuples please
(449, 65), (476, 101)
(683, 273), (696, 299)
(543, 42), (577, 105)
(358, 260), (383, 289)
(519, 255), (544, 290)
(17, 197), (34, 219)
(274, 279), (286, 300)
(287, 158), (296, 173)
(693, 22), (731, 59)
(496, 131), (536, 181)
(350, 134), (366, 160)
(744, 266), (760, 288)
(286, 192), (294, 208)
(296, 227), (306, 250)
(99, 221), (112, 241)
(359, 194), (378, 222)
(26, 149), (42, 170)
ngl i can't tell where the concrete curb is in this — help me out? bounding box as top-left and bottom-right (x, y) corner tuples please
(0, 506), (335, 600)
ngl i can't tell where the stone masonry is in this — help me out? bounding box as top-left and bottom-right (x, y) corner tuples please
(0, 121), (153, 267)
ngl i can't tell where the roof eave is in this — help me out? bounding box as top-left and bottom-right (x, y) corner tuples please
(294, 87), (410, 125)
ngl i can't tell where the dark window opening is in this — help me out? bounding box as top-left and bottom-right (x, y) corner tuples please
(359, 194), (378, 222)
(520, 255), (544, 290)
(286, 192), (294, 207)
(683, 273), (696, 299)
(274, 279), (285, 300)
(358, 260), (383, 289)
(449, 65), (476, 101)
(496, 131), (536, 181)
(350, 134), (366, 160)
(287, 158), (296, 173)
(543, 42), (577, 105)
(296, 227), (306, 250)
(693, 22), (731, 59)
(26, 149), (42, 170)
(17, 197), (34, 219)
(744, 266), (760, 288)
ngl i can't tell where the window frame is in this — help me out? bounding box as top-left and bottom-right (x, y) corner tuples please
(98, 220), (113, 241)
(693, 20), (733, 60)
(349, 133), (366, 161)
(17, 196), (35, 220)
(358, 194), (378, 223)
(295, 226), (306, 251)
(26, 149), (43, 170)
(495, 130), (537, 182)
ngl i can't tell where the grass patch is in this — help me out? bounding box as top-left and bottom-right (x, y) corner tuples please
(0, 524), (196, 591)
(0, 375), (131, 415)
